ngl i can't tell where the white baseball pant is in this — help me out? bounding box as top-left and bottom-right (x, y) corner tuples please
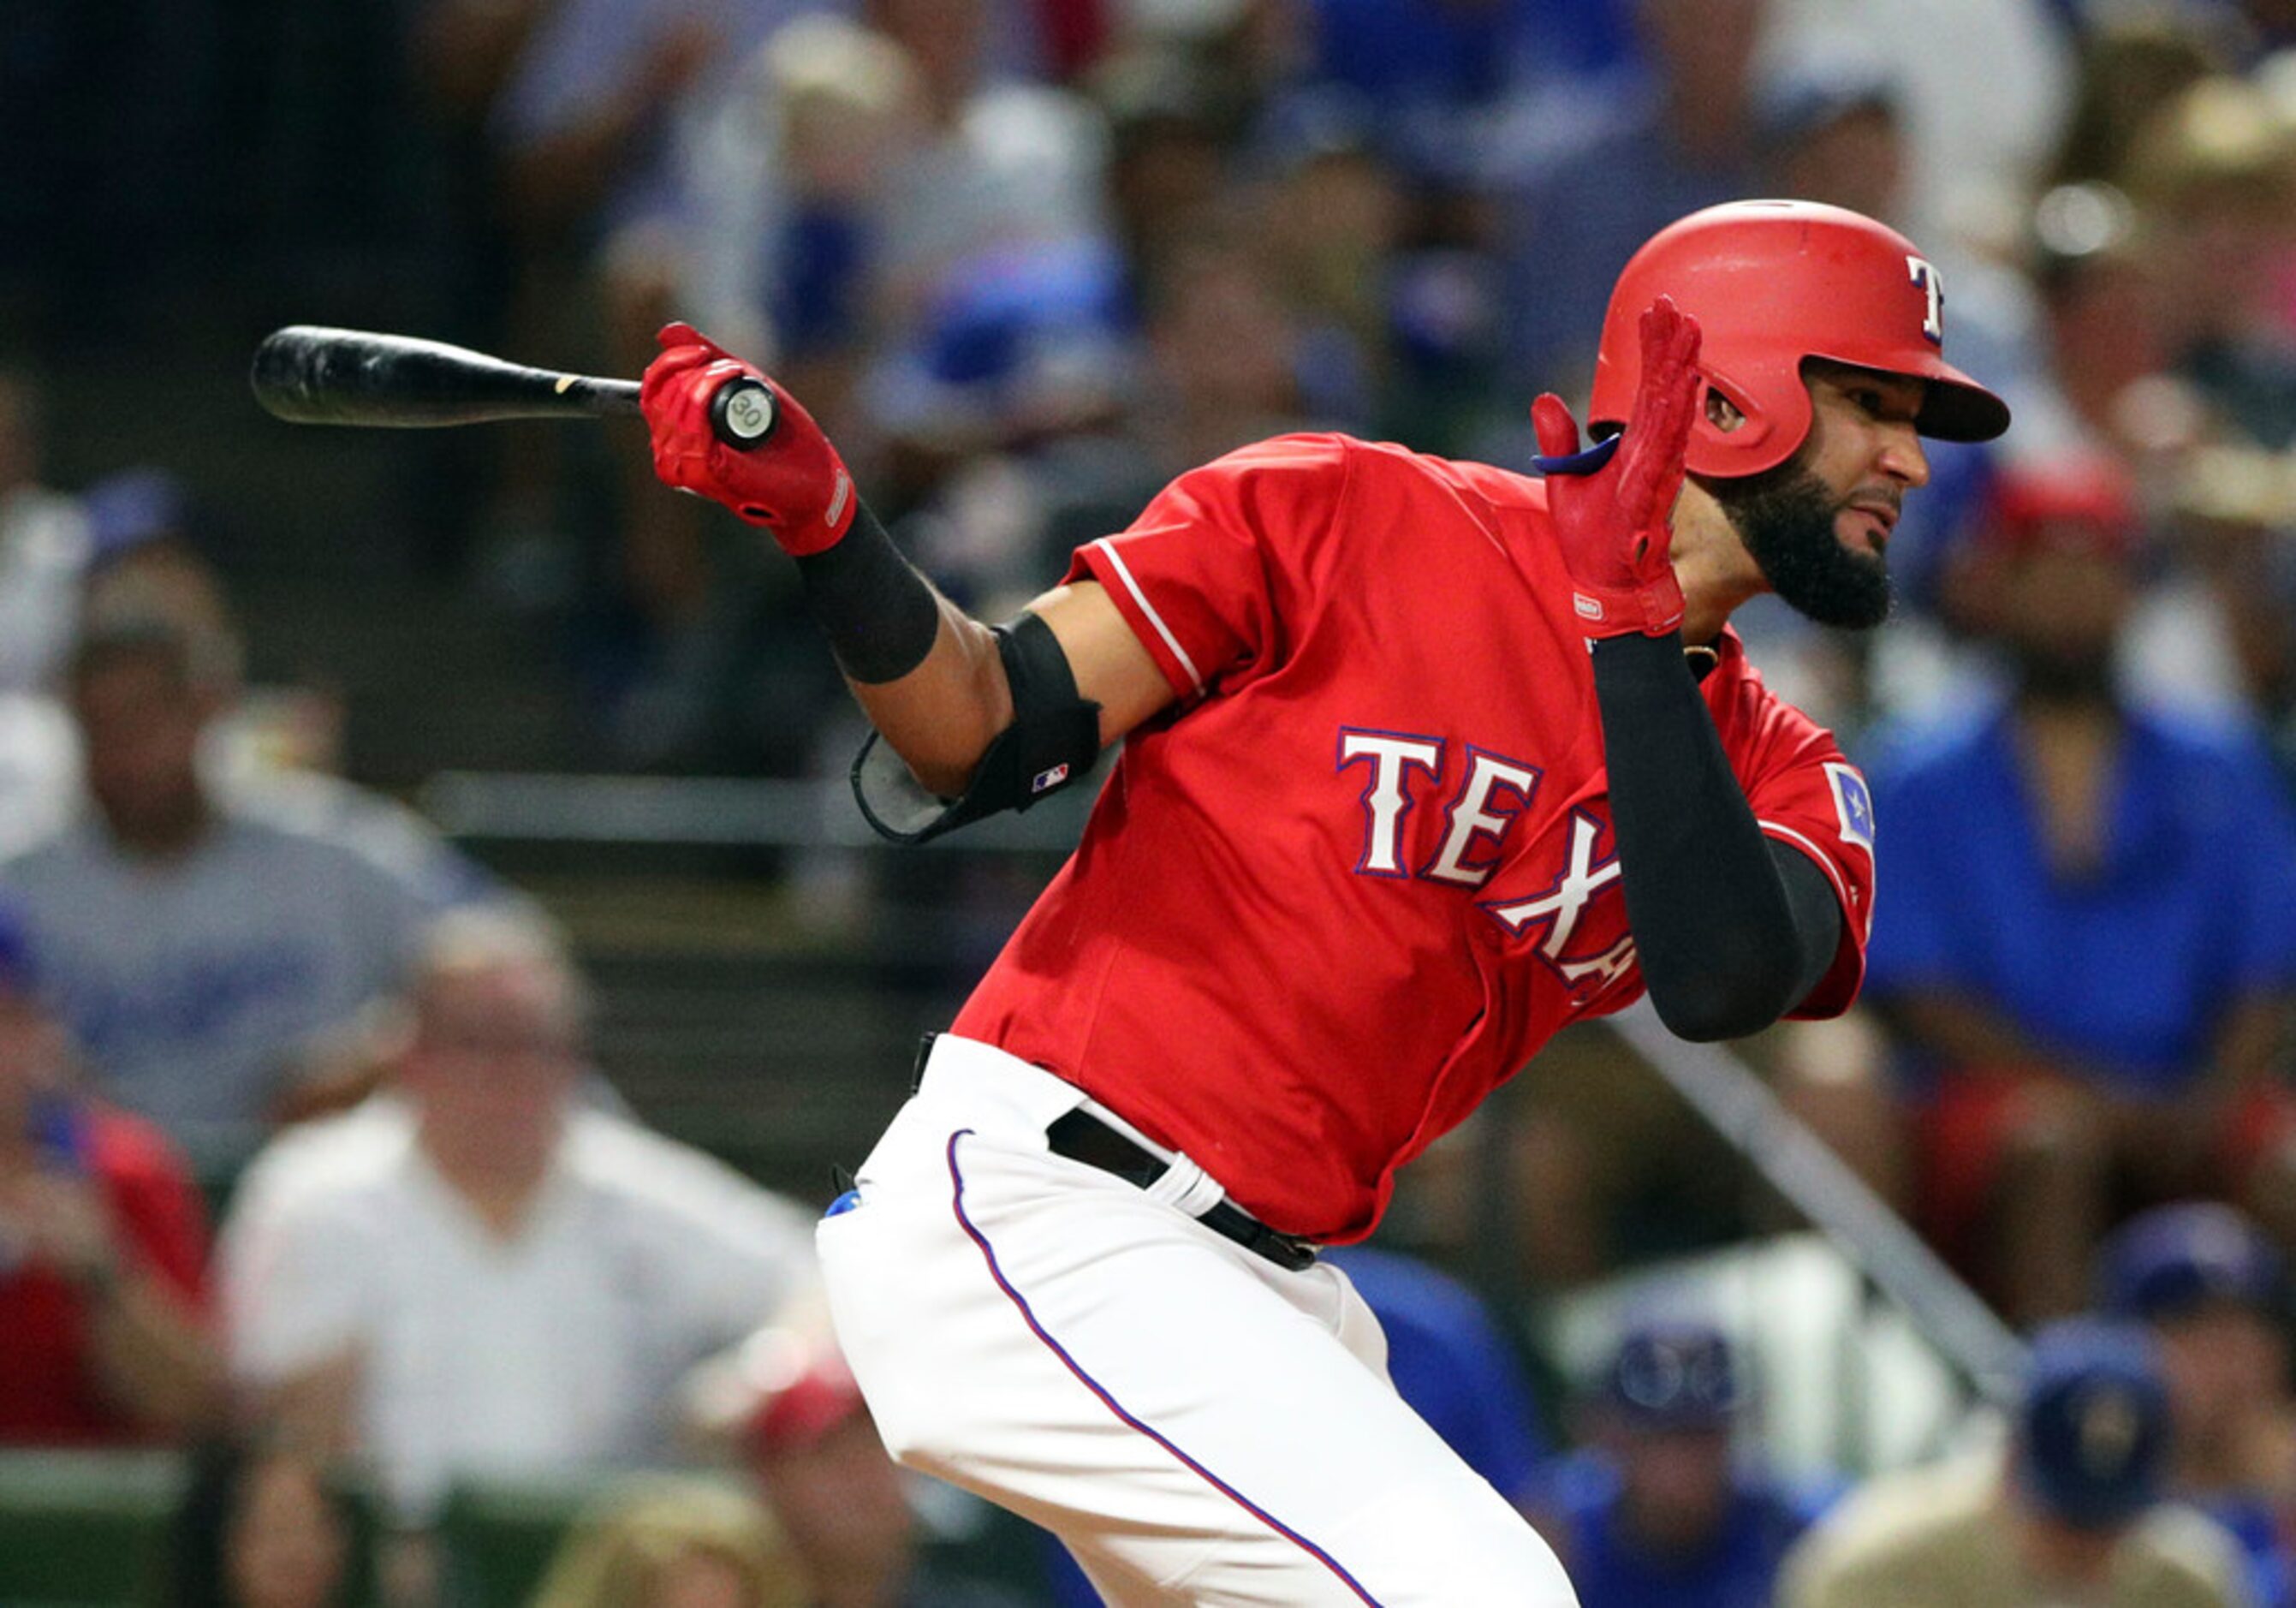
(816, 1033), (1579, 1606)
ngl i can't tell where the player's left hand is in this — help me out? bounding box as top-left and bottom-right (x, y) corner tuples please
(1531, 296), (1702, 637)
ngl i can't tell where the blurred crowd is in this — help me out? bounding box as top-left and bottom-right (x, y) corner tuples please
(9, 0), (2296, 1602)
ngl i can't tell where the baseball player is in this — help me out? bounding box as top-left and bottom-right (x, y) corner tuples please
(639, 200), (2009, 1605)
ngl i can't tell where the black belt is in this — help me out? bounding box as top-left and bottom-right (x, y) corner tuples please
(1045, 1107), (1318, 1272)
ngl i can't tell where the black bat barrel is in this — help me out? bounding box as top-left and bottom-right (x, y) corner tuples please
(251, 326), (640, 427)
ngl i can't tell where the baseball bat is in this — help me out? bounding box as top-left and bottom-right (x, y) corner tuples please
(1608, 1002), (2029, 1405)
(250, 325), (775, 445)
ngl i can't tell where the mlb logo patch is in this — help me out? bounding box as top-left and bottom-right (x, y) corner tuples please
(1031, 763), (1071, 795)
(1826, 762), (1876, 854)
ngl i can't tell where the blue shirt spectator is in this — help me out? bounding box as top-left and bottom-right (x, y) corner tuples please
(2099, 1203), (2296, 1608)
(1543, 1453), (1828, 1608)
(1534, 1318), (1830, 1608)
(1855, 456), (2296, 1325)
(1865, 702), (2296, 1094)
(1324, 1246), (1549, 1505)
(0, 596), (503, 1158)
(1306, 0), (1636, 102)
(1294, 0), (1638, 180)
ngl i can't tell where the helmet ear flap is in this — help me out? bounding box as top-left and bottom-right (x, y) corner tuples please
(1686, 368), (1797, 478)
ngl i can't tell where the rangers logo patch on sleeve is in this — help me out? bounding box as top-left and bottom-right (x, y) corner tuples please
(1825, 762), (1876, 853)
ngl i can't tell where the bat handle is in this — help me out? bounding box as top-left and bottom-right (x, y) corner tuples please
(709, 377), (776, 449)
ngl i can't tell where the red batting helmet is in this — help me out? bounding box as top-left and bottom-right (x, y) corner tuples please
(1588, 200), (2011, 479)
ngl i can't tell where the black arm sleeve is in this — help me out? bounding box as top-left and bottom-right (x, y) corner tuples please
(1591, 631), (1844, 1040)
(793, 500), (943, 685)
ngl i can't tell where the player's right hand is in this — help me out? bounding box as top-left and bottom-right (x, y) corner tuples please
(641, 322), (857, 557)
(1531, 296), (1702, 638)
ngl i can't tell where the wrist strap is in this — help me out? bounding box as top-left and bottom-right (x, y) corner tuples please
(1572, 566), (1684, 637)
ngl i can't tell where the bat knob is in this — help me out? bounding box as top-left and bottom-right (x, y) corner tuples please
(709, 378), (777, 448)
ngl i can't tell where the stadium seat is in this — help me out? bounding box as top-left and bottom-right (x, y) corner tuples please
(435, 1476), (599, 1607)
(0, 1449), (183, 1607)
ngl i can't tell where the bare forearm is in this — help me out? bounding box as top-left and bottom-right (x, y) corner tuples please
(1883, 992), (2064, 1074)
(2210, 992), (2291, 1093)
(85, 1274), (223, 1435)
(243, 1354), (362, 1458)
(846, 597), (1014, 799)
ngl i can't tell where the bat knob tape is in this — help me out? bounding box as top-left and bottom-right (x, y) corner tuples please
(710, 378), (777, 448)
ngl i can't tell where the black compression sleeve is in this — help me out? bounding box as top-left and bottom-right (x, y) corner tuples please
(1591, 632), (1844, 1039)
(792, 500), (943, 684)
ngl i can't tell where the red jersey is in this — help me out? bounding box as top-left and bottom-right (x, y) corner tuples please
(0, 1104), (211, 1444)
(952, 435), (1876, 1242)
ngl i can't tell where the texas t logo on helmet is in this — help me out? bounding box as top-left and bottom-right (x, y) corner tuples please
(1589, 200), (2010, 479)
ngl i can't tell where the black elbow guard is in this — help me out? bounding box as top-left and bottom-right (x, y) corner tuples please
(851, 611), (1103, 844)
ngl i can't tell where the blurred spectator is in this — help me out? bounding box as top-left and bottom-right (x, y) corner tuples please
(0, 468), (333, 854)
(690, 1323), (1030, 1607)
(490, 0), (819, 267)
(867, 238), (1137, 481)
(1765, 0), (2073, 253)
(1135, 229), (1318, 472)
(0, 897), (221, 1444)
(72, 468), (345, 799)
(1752, 57), (1906, 225)
(1297, 0), (1638, 170)
(2099, 1202), (2296, 1608)
(1532, 1318), (1827, 1608)
(600, 15), (931, 718)
(219, 910), (820, 1522)
(1092, 48), (1237, 310)
(693, 17), (929, 390)
(2097, 0), (2296, 76)
(0, 368), (91, 695)
(2125, 74), (2296, 449)
(79, 468), (235, 636)
(0, 369), (91, 854)
(479, 0), (837, 610)
(855, 0), (1110, 351)
(2017, 181), (2186, 466)
(1325, 1246), (1550, 1510)
(0, 588), (503, 1157)
(1495, 0), (1765, 395)
(2123, 442), (2296, 742)
(1854, 456), (2296, 1323)
(2048, 14), (2225, 191)
(1508, 1024), (1751, 1287)
(632, 0), (1106, 416)
(1258, 102), (1404, 432)
(170, 1438), (360, 1608)
(533, 1474), (808, 1608)
(1779, 1318), (2251, 1607)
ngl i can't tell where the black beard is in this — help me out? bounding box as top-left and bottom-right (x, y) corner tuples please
(1699, 460), (1894, 629)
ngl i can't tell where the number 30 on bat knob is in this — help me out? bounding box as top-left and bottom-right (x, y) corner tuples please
(709, 378), (777, 447)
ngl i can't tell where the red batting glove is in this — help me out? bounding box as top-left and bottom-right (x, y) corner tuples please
(1530, 296), (1703, 638)
(639, 322), (857, 557)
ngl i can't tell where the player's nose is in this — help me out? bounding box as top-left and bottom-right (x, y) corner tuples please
(1877, 420), (1930, 489)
